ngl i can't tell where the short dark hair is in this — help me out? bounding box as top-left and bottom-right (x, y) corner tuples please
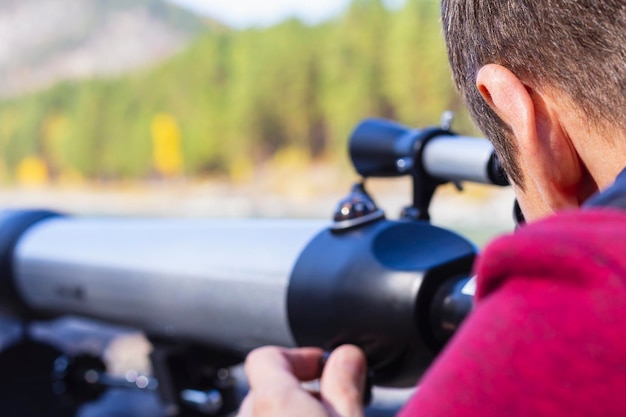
(441, 0), (626, 187)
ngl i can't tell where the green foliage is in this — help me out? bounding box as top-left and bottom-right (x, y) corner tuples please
(0, 0), (474, 183)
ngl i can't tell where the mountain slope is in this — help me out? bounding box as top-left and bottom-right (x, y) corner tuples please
(0, 0), (207, 98)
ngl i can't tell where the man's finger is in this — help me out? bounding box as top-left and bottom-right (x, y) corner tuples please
(320, 345), (367, 417)
(245, 346), (324, 389)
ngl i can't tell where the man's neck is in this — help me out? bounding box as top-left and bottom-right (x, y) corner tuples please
(560, 110), (626, 196)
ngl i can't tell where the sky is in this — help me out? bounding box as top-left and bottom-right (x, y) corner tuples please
(165, 0), (406, 29)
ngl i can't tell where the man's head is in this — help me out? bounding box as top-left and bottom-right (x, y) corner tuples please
(441, 0), (626, 219)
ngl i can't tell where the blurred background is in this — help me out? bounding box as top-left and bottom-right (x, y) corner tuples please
(0, 1), (515, 415)
(0, 0), (514, 241)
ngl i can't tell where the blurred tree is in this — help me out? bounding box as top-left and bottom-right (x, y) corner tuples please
(151, 113), (184, 177)
(42, 113), (70, 177)
(318, 0), (393, 156)
(16, 156), (49, 186)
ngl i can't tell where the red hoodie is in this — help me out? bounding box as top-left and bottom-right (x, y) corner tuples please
(399, 208), (626, 416)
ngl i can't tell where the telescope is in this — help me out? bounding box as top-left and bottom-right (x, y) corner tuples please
(0, 117), (510, 417)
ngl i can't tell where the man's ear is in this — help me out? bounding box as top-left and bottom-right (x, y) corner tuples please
(476, 64), (582, 212)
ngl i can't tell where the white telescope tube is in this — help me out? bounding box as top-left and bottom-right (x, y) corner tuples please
(422, 136), (496, 184)
(13, 217), (326, 354)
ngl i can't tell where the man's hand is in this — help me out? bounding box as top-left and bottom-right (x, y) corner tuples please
(237, 345), (367, 417)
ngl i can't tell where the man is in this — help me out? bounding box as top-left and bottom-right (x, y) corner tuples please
(239, 1), (626, 415)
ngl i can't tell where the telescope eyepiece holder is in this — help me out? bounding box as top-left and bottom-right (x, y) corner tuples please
(349, 120), (453, 221)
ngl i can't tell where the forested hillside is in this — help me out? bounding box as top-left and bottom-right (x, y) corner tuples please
(0, 0), (475, 185)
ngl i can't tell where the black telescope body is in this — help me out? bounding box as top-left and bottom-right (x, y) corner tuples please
(0, 118), (508, 414)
